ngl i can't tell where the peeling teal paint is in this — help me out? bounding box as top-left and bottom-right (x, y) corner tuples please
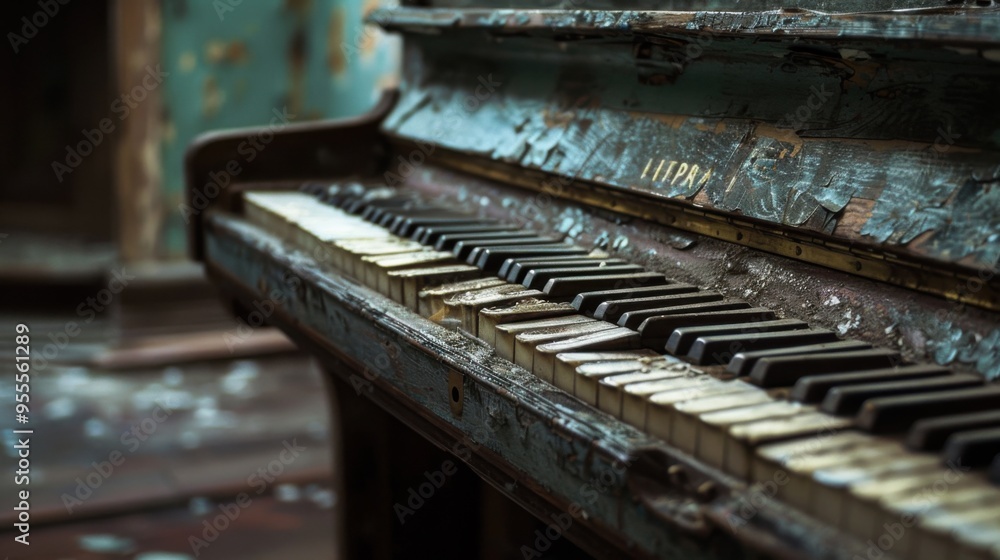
(161, 0), (398, 257)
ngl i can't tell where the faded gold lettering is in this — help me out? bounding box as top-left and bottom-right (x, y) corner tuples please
(640, 158), (653, 179)
(651, 159), (665, 181)
(683, 164), (700, 189)
(637, 157), (712, 190)
(663, 161), (678, 183)
(671, 162), (689, 185)
(698, 168), (712, 187)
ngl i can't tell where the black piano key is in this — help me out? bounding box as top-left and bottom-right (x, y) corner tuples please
(820, 374), (983, 416)
(347, 200), (380, 214)
(831, 374), (987, 418)
(571, 285), (691, 315)
(593, 291), (721, 323)
(542, 272), (669, 298)
(378, 208), (443, 230)
(377, 206), (436, 228)
(344, 189), (400, 213)
(822, 374), (983, 417)
(360, 198), (416, 221)
(635, 307), (774, 349)
(369, 204), (420, 224)
(664, 319), (808, 356)
(325, 185), (372, 208)
(790, 363), (948, 402)
(438, 232), (541, 253)
(321, 184), (364, 205)
(943, 428), (1000, 468)
(475, 246), (589, 272)
(466, 238), (565, 264)
(435, 230), (536, 252)
(725, 340), (873, 377)
(687, 329), (839, 365)
(857, 385), (1000, 434)
(300, 183), (327, 196)
(523, 264), (645, 290)
(415, 223), (508, 245)
(618, 300), (752, 330)
(907, 410), (1000, 452)
(752, 348), (906, 390)
(389, 213), (471, 236)
(504, 257), (627, 283)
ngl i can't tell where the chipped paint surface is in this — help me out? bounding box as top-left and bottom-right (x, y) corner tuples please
(203, 212), (869, 558)
(160, 0), (399, 257)
(424, 0), (962, 11)
(400, 163), (1000, 379)
(378, 10), (1000, 275)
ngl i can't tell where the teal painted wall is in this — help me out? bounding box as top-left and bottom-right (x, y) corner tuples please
(160, 0), (398, 257)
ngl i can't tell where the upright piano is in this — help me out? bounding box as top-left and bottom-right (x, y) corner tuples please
(186, 1), (1000, 558)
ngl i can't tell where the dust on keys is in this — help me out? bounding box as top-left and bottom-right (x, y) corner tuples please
(244, 187), (1000, 559)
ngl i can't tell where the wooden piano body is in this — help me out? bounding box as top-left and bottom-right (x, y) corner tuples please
(186, 2), (1000, 558)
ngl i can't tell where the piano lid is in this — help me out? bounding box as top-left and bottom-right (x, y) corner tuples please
(372, 2), (1000, 310)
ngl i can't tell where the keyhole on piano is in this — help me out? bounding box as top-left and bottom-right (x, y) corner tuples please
(448, 370), (464, 417)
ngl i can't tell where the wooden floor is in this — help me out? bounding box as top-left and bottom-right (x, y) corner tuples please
(19, 495), (336, 559)
(0, 318), (339, 559)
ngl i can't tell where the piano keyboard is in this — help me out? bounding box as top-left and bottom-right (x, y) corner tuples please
(244, 185), (1000, 560)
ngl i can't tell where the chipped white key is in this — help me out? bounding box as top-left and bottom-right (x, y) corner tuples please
(752, 432), (877, 513)
(596, 368), (694, 417)
(916, 502), (1000, 560)
(697, 401), (812, 473)
(493, 316), (597, 362)
(809, 453), (939, 539)
(726, 412), (853, 479)
(418, 278), (508, 317)
(666, 387), (771, 450)
(337, 239), (428, 278)
(880, 484), (1000, 560)
(387, 264), (480, 311)
(564, 353), (668, 403)
(361, 250), (458, 294)
(533, 327), (642, 383)
(479, 300), (576, 348)
(631, 375), (756, 431)
(444, 285), (544, 336)
(513, 322), (618, 374)
(877, 476), (998, 558)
